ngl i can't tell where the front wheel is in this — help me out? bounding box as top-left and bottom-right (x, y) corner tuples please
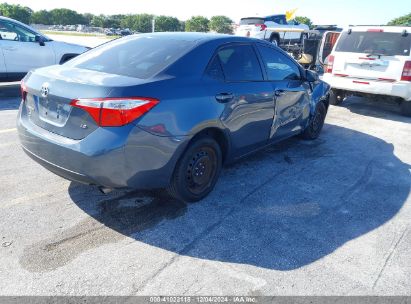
(301, 102), (327, 140)
(167, 137), (222, 202)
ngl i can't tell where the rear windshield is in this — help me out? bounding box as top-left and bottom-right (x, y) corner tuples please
(65, 35), (196, 79)
(335, 31), (411, 56)
(240, 18), (265, 25)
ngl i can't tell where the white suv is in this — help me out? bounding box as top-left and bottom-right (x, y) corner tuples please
(0, 16), (89, 82)
(322, 26), (411, 116)
(235, 15), (309, 46)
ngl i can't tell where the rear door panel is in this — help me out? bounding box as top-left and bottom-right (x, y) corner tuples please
(215, 81), (275, 154)
(206, 43), (275, 157)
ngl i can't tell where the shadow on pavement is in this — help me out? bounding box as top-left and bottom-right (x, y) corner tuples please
(0, 83), (21, 110)
(67, 123), (410, 271)
(0, 97), (20, 111)
(342, 96), (411, 123)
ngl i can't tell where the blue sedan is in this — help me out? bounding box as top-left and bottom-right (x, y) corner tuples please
(18, 32), (330, 202)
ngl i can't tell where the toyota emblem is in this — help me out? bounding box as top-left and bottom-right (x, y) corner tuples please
(40, 83), (50, 98)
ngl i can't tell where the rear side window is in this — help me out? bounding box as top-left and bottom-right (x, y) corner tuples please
(66, 36), (196, 79)
(206, 55), (224, 81)
(217, 44), (263, 82)
(257, 45), (301, 81)
(335, 31), (411, 56)
(240, 18), (265, 25)
(266, 15), (287, 25)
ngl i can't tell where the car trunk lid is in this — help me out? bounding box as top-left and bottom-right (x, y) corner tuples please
(22, 65), (149, 140)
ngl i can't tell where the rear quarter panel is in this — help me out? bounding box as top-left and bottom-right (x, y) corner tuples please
(110, 77), (227, 137)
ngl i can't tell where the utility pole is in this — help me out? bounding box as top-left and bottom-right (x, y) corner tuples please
(152, 18), (155, 33)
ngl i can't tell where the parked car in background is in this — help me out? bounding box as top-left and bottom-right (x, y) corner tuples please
(0, 16), (89, 82)
(235, 14), (309, 46)
(299, 26), (342, 73)
(323, 26), (411, 116)
(18, 33), (330, 202)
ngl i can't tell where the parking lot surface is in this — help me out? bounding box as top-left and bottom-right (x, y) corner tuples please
(0, 91), (410, 295)
(46, 34), (112, 48)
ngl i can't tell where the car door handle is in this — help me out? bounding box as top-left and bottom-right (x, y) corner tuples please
(275, 90), (286, 97)
(215, 93), (234, 103)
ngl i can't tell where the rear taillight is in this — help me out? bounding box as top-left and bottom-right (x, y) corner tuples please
(401, 61), (411, 81)
(256, 24), (267, 31)
(70, 97), (159, 127)
(20, 81), (27, 102)
(326, 55), (335, 73)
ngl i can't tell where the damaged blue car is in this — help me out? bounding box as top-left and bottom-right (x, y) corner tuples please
(18, 33), (330, 202)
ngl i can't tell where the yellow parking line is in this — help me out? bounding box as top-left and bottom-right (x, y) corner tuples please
(0, 128), (17, 134)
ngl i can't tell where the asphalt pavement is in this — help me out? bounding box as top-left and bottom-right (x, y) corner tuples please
(0, 89), (410, 296)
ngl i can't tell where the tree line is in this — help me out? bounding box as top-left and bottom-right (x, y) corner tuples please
(0, 3), (234, 33)
(2, 2), (409, 33)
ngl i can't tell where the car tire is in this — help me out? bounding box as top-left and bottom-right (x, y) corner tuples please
(301, 102), (327, 140)
(329, 89), (344, 106)
(400, 99), (411, 117)
(167, 137), (222, 202)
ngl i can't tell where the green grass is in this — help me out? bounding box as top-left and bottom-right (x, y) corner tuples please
(41, 30), (119, 39)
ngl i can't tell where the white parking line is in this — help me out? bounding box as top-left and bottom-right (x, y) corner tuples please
(0, 128), (17, 134)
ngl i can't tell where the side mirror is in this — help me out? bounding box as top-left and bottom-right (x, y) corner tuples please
(305, 69), (319, 82)
(35, 35), (46, 46)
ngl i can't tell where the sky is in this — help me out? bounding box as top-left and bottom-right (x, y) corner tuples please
(4, 0), (410, 27)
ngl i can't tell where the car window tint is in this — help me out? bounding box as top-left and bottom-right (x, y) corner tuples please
(239, 18), (265, 25)
(257, 45), (301, 81)
(66, 35), (196, 79)
(272, 15), (287, 25)
(0, 21), (36, 42)
(217, 44), (263, 81)
(206, 55), (224, 81)
(335, 31), (411, 56)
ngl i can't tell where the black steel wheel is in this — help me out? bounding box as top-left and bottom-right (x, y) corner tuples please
(301, 102), (327, 140)
(168, 137), (222, 202)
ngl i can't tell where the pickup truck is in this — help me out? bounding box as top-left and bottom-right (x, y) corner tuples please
(235, 14), (309, 46)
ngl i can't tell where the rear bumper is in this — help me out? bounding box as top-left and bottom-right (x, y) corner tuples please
(322, 74), (411, 101)
(17, 104), (189, 189)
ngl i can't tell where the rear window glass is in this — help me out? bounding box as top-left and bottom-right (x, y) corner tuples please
(65, 36), (196, 79)
(270, 15), (287, 25)
(240, 18), (265, 25)
(335, 31), (411, 56)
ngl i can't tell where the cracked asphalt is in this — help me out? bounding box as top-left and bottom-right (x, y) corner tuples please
(0, 90), (410, 296)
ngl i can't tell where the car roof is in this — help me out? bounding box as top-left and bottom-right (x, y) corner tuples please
(347, 25), (411, 33)
(0, 16), (29, 26)
(240, 14), (285, 19)
(265, 14), (286, 18)
(125, 32), (263, 44)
